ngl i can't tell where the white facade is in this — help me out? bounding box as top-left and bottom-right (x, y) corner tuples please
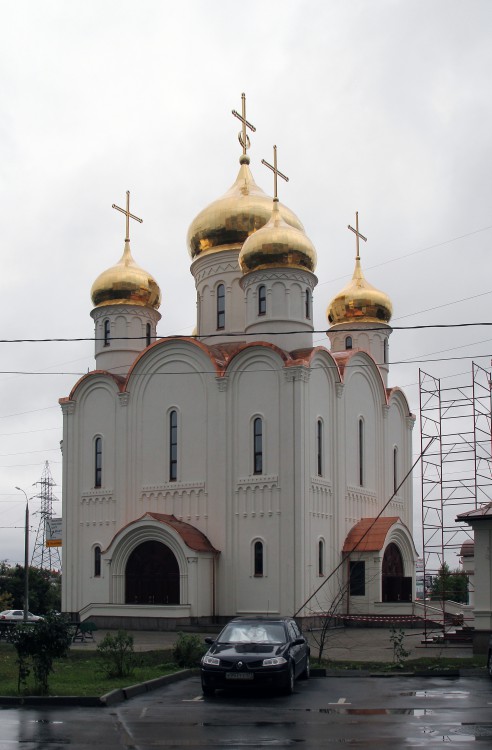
(60, 152), (417, 628)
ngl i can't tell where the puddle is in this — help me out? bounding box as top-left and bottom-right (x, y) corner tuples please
(400, 690), (469, 699)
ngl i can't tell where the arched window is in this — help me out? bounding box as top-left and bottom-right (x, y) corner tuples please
(317, 419), (323, 477)
(146, 322), (151, 347)
(345, 336), (353, 350)
(94, 546), (101, 577)
(384, 338), (388, 364)
(358, 418), (364, 487)
(253, 417), (263, 475)
(94, 437), (102, 488)
(318, 539), (324, 576)
(216, 284), (225, 330)
(254, 540), (264, 577)
(169, 410), (178, 482)
(103, 320), (110, 347)
(393, 446), (398, 494)
(258, 285), (266, 316)
(305, 289), (311, 319)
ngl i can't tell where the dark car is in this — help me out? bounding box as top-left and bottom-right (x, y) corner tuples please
(488, 635), (492, 678)
(200, 617), (310, 696)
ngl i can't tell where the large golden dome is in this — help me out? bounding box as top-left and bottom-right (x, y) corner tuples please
(91, 240), (161, 309)
(239, 198), (317, 274)
(187, 155), (304, 259)
(327, 257), (392, 325)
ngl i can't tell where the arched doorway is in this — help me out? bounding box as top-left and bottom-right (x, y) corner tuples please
(125, 540), (180, 604)
(382, 542), (411, 602)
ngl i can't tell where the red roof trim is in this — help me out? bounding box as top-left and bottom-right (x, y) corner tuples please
(342, 517), (400, 553)
(104, 512), (219, 554)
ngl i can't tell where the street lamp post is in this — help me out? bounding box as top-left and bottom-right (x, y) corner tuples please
(15, 487), (30, 623)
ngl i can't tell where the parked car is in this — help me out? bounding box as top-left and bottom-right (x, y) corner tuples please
(488, 635), (492, 678)
(200, 617), (310, 696)
(0, 609), (43, 623)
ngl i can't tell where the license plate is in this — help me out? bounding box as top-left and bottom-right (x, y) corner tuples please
(225, 672), (254, 680)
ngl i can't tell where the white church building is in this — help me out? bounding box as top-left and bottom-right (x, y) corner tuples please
(60, 103), (417, 628)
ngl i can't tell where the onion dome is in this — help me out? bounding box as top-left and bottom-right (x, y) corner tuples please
(327, 256), (392, 326)
(187, 155), (304, 259)
(91, 240), (161, 309)
(238, 198), (317, 274)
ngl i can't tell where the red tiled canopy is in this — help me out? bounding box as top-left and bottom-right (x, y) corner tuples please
(342, 517), (400, 554)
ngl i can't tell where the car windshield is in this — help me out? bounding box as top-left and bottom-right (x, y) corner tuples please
(219, 622), (286, 644)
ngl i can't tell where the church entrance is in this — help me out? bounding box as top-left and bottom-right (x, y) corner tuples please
(125, 540), (180, 604)
(382, 542), (412, 602)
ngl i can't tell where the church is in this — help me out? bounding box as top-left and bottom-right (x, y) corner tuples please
(60, 97), (417, 628)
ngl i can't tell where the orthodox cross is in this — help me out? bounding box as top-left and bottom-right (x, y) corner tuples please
(261, 145), (289, 200)
(232, 92), (256, 154)
(112, 191), (143, 242)
(348, 211), (367, 260)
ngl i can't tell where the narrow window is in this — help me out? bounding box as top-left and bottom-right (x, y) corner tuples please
(94, 546), (101, 577)
(345, 336), (353, 350)
(305, 289), (311, 319)
(253, 417), (263, 475)
(216, 284), (225, 330)
(258, 285), (266, 316)
(254, 540), (264, 576)
(349, 561), (365, 595)
(94, 437), (102, 488)
(318, 539), (324, 576)
(169, 410), (178, 482)
(103, 320), (110, 347)
(317, 419), (323, 477)
(383, 338), (388, 364)
(358, 419), (364, 487)
(393, 446), (398, 494)
(146, 322), (151, 347)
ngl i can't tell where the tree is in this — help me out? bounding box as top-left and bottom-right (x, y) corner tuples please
(0, 562), (61, 613)
(431, 562), (469, 604)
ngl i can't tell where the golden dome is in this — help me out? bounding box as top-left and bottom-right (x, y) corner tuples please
(238, 198), (317, 274)
(91, 240), (161, 309)
(327, 257), (392, 326)
(187, 155), (304, 259)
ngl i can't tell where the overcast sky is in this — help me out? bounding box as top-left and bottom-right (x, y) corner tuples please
(1, 0), (491, 570)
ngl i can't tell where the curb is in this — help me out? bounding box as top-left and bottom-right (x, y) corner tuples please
(0, 669), (193, 708)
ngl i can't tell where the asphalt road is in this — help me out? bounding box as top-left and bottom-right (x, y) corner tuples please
(2, 674), (492, 749)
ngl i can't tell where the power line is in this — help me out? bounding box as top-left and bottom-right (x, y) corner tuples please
(2, 320), (492, 344)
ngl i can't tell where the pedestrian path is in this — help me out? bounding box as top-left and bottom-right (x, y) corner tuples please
(71, 626), (473, 662)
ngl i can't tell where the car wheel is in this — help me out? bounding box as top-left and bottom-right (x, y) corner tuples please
(299, 655), (310, 680)
(283, 662), (295, 695)
(488, 652), (492, 678)
(202, 681), (215, 696)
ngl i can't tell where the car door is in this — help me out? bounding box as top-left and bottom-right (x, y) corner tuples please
(287, 620), (304, 676)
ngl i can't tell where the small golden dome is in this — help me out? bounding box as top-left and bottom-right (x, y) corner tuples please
(327, 257), (392, 326)
(187, 156), (304, 259)
(238, 199), (317, 274)
(91, 240), (161, 309)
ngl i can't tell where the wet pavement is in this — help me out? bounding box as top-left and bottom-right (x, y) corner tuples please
(2, 673), (492, 748)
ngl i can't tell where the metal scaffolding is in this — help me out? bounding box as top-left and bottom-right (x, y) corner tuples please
(31, 461), (62, 571)
(419, 362), (492, 635)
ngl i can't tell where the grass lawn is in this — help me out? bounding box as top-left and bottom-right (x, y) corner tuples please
(0, 645), (181, 697)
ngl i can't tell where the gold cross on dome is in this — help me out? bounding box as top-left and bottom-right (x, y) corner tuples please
(348, 211), (367, 260)
(112, 191), (143, 242)
(232, 92), (256, 154)
(262, 145), (289, 200)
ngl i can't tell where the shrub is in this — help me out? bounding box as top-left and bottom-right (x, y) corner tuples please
(7, 613), (73, 694)
(172, 632), (206, 667)
(97, 630), (135, 678)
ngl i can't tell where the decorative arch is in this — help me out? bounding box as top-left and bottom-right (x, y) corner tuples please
(109, 522), (190, 605)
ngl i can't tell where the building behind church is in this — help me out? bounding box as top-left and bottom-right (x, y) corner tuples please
(60, 101), (417, 628)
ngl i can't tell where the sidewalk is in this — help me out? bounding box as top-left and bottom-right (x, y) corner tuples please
(71, 626), (474, 662)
